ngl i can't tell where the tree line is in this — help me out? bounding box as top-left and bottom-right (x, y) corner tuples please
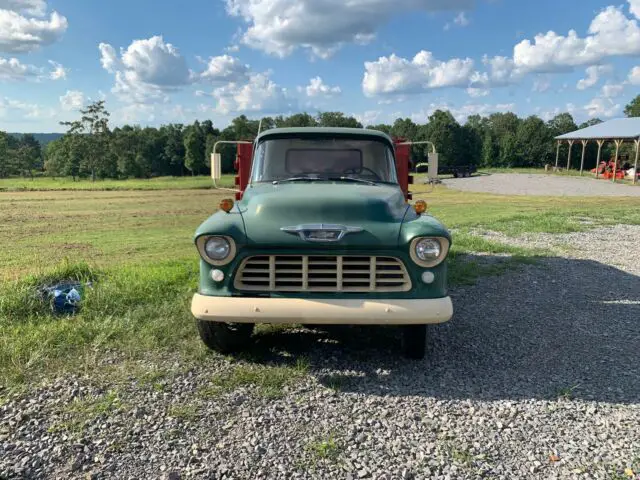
(1, 95), (639, 180)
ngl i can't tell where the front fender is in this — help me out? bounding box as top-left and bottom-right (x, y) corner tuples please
(398, 210), (451, 248)
(194, 206), (247, 245)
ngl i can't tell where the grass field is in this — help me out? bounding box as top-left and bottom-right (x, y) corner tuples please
(1, 177), (639, 389)
(0, 175), (236, 191)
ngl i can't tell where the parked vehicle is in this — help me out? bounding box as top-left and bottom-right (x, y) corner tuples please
(190, 127), (453, 359)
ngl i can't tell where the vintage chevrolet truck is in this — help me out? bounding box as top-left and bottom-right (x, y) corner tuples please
(190, 127), (453, 359)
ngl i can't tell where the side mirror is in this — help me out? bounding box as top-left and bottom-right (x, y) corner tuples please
(211, 153), (222, 180)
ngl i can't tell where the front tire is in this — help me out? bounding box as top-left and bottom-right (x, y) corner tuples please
(402, 325), (428, 359)
(197, 321), (254, 354)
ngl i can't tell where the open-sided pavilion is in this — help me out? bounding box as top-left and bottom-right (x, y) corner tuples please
(554, 118), (640, 184)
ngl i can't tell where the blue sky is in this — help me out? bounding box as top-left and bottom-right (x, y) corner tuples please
(1, 0), (640, 132)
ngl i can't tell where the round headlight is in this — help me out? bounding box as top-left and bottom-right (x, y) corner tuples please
(415, 238), (441, 261)
(204, 236), (231, 260)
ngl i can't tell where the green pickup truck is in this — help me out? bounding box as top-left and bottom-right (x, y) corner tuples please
(190, 127), (453, 359)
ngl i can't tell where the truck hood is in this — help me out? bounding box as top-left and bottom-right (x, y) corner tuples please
(238, 182), (410, 248)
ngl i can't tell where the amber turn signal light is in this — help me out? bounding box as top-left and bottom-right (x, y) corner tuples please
(414, 200), (427, 214)
(219, 198), (235, 213)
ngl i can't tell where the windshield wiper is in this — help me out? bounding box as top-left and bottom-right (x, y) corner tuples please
(272, 176), (318, 184)
(328, 176), (379, 186)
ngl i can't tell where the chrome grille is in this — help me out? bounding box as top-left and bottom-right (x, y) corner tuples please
(234, 255), (412, 293)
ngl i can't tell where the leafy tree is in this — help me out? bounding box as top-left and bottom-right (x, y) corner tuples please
(499, 132), (517, 167)
(0, 132), (12, 178)
(184, 122), (206, 175)
(547, 113), (577, 136)
(481, 130), (498, 167)
(624, 95), (640, 117)
(274, 113), (317, 128)
(316, 111), (362, 128)
(426, 110), (463, 167)
(515, 116), (553, 167)
(60, 100), (111, 181)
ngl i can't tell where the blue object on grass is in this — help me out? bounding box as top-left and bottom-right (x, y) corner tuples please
(44, 282), (86, 314)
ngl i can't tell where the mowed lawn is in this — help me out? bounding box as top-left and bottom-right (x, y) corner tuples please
(1, 177), (640, 388)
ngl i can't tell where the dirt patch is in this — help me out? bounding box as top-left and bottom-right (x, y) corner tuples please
(443, 173), (640, 196)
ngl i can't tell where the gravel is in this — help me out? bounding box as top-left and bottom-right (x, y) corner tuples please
(2, 226), (639, 480)
(442, 173), (640, 196)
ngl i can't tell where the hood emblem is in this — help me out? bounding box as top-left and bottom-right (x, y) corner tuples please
(281, 224), (364, 242)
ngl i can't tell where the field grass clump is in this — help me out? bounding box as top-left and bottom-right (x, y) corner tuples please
(204, 360), (309, 398)
(0, 259), (201, 388)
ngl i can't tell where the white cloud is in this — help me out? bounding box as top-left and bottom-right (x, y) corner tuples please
(355, 110), (383, 126)
(601, 83), (625, 98)
(212, 71), (295, 114)
(513, 4), (640, 74)
(576, 65), (612, 90)
(363, 50), (475, 96)
(0, 56), (39, 80)
(199, 54), (249, 83)
(300, 76), (341, 98)
(0, 96), (55, 120)
(532, 76), (551, 93)
(583, 96), (621, 118)
(630, 0), (640, 19)
(98, 43), (119, 73)
(0, 6), (67, 53)
(59, 90), (84, 111)
(0, 0), (47, 16)
(120, 36), (191, 87)
(99, 36), (192, 103)
(226, 0), (473, 58)
(466, 87), (489, 98)
(628, 65), (640, 84)
(48, 60), (67, 80)
(445, 11), (470, 30)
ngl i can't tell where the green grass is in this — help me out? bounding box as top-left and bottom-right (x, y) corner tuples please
(202, 360), (309, 398)
(48, 388), (126, 435)
(0, 175), (236, 191)
(1, 178), (640, 389)
(307, 434), (341, 462)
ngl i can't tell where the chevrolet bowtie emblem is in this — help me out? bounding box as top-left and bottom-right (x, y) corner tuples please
(280, 224), (364, 242)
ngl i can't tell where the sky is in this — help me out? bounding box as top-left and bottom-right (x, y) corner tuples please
(1, 0), (640, 133)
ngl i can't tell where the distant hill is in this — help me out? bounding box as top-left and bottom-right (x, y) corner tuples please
(9, 133), (64, 146)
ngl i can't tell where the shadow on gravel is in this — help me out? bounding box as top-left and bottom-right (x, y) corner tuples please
(246, 255), (640, 404)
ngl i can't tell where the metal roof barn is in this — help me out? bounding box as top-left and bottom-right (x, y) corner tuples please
(552, 118), (640, 184)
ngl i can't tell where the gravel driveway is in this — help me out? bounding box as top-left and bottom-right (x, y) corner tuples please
(2, 226), (639, 480)
(442, 173), (640, 196)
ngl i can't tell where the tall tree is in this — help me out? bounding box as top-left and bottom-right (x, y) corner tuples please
(316, 111), (362, 128)
(624, 95), (640, 117)
(60, 100), (111, 181)
(184, 122), (206, 175)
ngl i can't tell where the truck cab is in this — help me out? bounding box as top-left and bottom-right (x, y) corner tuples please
(190, 127), (453, 359)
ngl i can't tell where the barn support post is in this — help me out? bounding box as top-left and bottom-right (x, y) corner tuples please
(612, 139), (623, 183)
(595, 140), (604, 179)
(634, 138), (639, 185)
(579, 140), (588, 175)
(566, 140), (575, 170)
(555, 141), (561, 169)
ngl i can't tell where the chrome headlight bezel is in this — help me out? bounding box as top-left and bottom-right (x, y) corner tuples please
(196, 235), (237, 266)
(409, 236), (450, 268)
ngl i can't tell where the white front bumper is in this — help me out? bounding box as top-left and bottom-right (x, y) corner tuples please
(191, 294), (453, 325)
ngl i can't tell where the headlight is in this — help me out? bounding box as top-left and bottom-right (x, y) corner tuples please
(196, 235), (236, 266)
(205, 237), (230, 260)
(415, 238), (441, 261)
(409, 236), (449, 268)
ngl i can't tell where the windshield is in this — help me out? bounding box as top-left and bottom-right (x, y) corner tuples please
(250, 137), (399, 184)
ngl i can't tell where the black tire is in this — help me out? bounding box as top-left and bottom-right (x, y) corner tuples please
(402, 325), (428, 359)
(197, 321), (254, 354)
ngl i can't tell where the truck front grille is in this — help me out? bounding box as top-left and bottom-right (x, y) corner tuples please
(234, 255), (412, 293)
